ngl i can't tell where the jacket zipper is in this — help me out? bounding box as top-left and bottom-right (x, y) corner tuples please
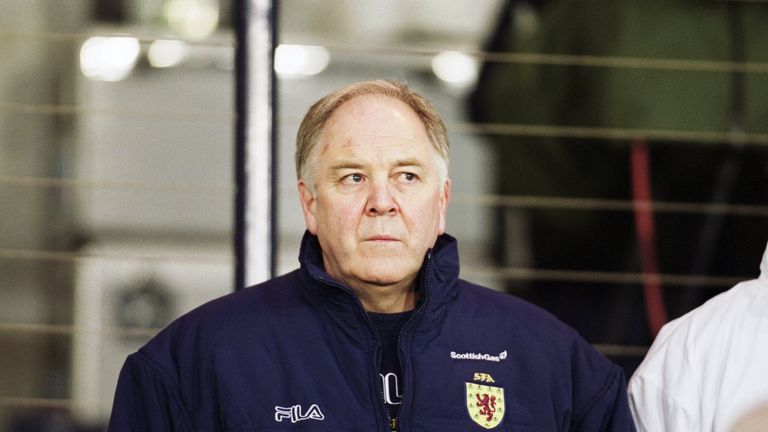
(392, 252), (432, 432)
(315, 251), (433, 432)
(368, 317), (390, 432)
(315, 275), (391, 432)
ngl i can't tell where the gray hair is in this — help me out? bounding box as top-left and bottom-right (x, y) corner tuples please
(295, 80), (450, 190)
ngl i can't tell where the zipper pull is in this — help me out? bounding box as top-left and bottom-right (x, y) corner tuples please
(389, 417), (398, 431)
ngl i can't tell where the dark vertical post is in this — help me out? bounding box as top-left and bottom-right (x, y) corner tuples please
(235, 0), (276, 290)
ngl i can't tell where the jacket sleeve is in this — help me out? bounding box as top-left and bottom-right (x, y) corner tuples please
(573, 365), (637, 431)
(107, 352), (193, 432)
(569, 337), (637, 432)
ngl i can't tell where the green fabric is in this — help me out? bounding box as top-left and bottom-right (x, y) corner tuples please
(480, 0), (768, 133)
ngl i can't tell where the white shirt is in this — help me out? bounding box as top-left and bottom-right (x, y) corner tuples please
(628, 242), (768, 432)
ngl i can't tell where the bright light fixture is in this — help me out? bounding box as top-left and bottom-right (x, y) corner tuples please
(79, 36), (141, 82)
(148, 39), (188, 68)
(431, 51), (479, 88)
(274, 44), (330, 78)
(165, 0), (220, 41)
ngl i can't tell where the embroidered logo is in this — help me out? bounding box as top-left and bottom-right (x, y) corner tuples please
(380, 372), (403, 405)
(466, 382), (505, 429)
(473, 372), (495, 383)
(451, 350), (508, 362)
(274, 404), (325, 423)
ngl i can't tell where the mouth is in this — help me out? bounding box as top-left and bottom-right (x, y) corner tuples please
(365, 235), (399, 242)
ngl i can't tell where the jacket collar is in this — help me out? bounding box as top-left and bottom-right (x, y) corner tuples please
(760, 242), (768, 282)
(297, 230), (460, 314)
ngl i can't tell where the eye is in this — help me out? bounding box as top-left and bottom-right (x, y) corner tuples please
(398, 172), (418, 183)
(341, 173), (364, 184)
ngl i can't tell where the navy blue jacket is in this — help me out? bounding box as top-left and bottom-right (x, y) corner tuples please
(108, 233), (636, 431)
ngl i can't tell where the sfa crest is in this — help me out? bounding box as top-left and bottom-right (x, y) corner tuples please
(466, 382), (505, 429)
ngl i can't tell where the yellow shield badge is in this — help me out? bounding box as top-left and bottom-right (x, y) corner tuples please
(466, 382), (505, 429)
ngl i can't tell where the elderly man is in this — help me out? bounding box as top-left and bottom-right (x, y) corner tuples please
(108, 80), (635, 431)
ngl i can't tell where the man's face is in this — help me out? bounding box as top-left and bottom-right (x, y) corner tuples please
(298, 94), (450, 292)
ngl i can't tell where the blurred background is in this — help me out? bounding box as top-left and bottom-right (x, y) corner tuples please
(1, 0), (767, 430)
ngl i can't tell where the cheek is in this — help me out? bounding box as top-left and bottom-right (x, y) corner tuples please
(318, 198), (361, 230)
(410, 197), (445, 236)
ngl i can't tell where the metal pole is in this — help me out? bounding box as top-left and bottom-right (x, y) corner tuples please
(235, 0), (276, 290)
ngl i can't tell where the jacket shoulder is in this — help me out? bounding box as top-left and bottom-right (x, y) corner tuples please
(136, 270), (307, 369)
(455, 280), (579, 339)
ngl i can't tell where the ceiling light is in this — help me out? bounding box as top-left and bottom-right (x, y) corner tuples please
(165, 0), (220, 41)
(148, 39), (188, 68)
(274, 44), (330, 78)
(79, 36), (141, 82)
(431, 51), (479, 89)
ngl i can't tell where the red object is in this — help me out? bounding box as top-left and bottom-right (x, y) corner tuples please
(631, 139), (668, 336)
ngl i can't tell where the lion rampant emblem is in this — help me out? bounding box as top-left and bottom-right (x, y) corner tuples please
(476, 393), (497, 421)
(466, 382), (505, 429)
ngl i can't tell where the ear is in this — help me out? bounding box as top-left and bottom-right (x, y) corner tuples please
(437, 178), (451, 235)
(298, 180), (318, 234)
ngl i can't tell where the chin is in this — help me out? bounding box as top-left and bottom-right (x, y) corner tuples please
(362, 274), (405, 286)
(353, 258), (420, 285)
(352, 267), (409, 286)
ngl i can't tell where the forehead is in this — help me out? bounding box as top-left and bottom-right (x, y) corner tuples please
(325, 95), (429, 144)
(318, 95), (437, 164)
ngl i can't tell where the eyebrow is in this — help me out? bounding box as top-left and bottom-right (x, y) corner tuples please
(329, 158), (425, 172)
(393, 158), (424, 169)
(329, 161), (365, 172)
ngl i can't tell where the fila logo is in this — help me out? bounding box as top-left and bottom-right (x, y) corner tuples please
(274, 404), (325, 423)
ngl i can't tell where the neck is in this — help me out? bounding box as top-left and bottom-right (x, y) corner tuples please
(349, 280), (418, 313)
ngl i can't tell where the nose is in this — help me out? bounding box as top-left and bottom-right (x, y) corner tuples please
(366, 180), (397, 216)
